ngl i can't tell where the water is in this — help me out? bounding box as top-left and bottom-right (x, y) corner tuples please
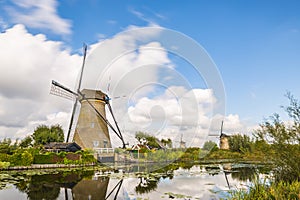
(0, 162), (271, 200)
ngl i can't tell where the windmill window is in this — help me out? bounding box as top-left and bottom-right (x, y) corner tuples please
(103, 140), (108, 148)
(93, 140), (99, 147)
(91, 122), (95, 128)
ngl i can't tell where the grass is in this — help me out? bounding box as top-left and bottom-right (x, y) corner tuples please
(229, 179), (300, 200)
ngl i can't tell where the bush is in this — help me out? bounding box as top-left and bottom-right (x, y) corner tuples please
(9, 151), (33, 166)
(255, 93), (300, 182)
(33, 154), (58, 164)
(0, 161), (10, 169)
(0, 153), (10, 162)
(205, 149), (243, 160)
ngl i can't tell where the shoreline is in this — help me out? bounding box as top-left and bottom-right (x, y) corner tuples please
(0, 158), (272, 171)
(1, 163), (96, 171)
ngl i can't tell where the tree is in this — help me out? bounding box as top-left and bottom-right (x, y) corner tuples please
(161, 138), (172, 148)
(32, 124), (64, 146)
(50, 125), (64, 142)
(228, 134), (252, 153)
(19, 136), (33, 148)
(255, 93), (300, 182)
(0, 138), (15, 154)
(135, 131), (160, 149)
(202, 141), (218, 151)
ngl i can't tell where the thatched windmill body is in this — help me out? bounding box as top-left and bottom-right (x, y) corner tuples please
(50, 44), (125, 151)
(73, 89), (112, 149)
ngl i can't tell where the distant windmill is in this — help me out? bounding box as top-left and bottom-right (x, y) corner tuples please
(219, 121), (230, 150)
(50, 44), (126, 149)
(175, 134), (186, 149)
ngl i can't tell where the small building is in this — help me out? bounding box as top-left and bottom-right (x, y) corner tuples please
(44, 142), (81, 153)
(219, 133), (230, 150)
(131, 144), (150, 152)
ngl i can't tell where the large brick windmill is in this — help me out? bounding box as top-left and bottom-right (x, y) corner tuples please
(50, 44), (126, 149)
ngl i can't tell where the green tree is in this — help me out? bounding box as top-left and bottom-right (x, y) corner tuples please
(0, 138), (15, 154)
(202, 140), (218, 151)
(50, 125), (64, 142)
(19, 136), (33, 148)
(228, 134), (252, 153)
(135, 131), (160, 149)
(32, 124), (64, 146)
(161, 138), (172, 148)
(255, 93), (300, 182)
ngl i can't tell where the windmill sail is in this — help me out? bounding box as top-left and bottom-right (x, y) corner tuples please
(50, 80), (77, 101)
(66, 44), (87, 142)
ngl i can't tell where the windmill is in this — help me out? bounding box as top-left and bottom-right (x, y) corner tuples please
(50, 44), (126, 149)
(219, 121), (230, 150)
(174, 134), (186, 149)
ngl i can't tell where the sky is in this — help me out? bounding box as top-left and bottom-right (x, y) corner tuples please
(0, 0), (299, 147)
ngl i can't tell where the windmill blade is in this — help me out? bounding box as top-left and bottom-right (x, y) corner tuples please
(220, 120), (224, 137)
(107, 75), (111, 93)
(66, 100), (79, 142)
(224, 171), (230, 189)
(50, 79), (79, 142)
(77, 43), (87, 93)
(107, 101), (126, 148)
(105, 179), (123, 200)
(50, 80), (77, 101)
(113, 95), (127, 99)
(66, 43), (87, 142)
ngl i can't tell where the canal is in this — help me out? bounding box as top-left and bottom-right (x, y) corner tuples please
(0, 162), (272, 200)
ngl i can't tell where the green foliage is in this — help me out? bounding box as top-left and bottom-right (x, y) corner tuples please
(202, 141), (218, 151)
(255, 93), (300, 182)
(0, 124), (97, 167)
(9, 151), (33, 166)
(205, 149), (243, 160)
(33, 151), (94, 165)
(50, 125), (64, 142)
(75, 150), (96, 164)
(147, 149), (184, 162)
(0, 138), (15, 154)
(179, 147), (201, 161)
(228, 134), (252, 153)
(161, 138), (172, 148)
(19, 136), (33, 148)
(34, 154), (57, 164)
(58, 151), (67, 158)
(230, 180), (300, 200)
(0, 153), (10, 162)
(32, 124), (64, 146)
(0, 161), (10, 169)
(135, 131), (161, 149)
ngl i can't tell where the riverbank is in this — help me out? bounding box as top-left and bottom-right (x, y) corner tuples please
(1, 163), (96, 171)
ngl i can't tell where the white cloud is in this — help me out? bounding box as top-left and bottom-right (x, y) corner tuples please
(0, 24), (80, 139)
(113, 86), (244, 147)
(5, 0), (71, 35)
(0, 24), (246, 148)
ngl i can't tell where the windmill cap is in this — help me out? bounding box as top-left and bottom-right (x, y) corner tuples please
(79, 89), (107, 101)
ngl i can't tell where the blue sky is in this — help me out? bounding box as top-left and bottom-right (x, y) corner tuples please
(0, 0), (300, 146)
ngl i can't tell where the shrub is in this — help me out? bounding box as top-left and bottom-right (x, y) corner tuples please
(0, 161), (10, 169)
(9, 151), (33, 166)
(0, 153), (10, 162)
(33, 154), (58, 164)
